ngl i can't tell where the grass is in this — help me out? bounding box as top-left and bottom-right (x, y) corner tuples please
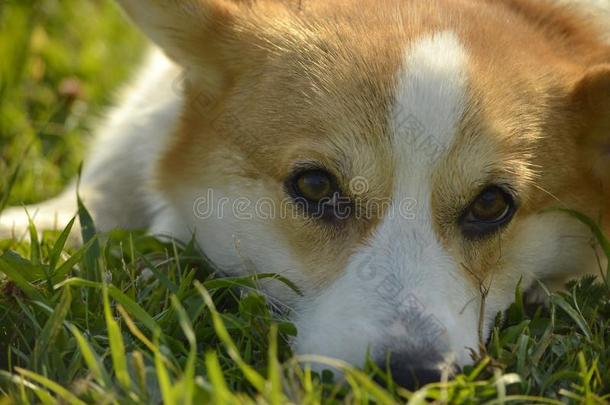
(1, 1), (610, 403)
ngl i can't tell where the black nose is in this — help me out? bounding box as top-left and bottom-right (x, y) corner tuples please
(376, 354), (444, 390)
(389, 364), (442, 390)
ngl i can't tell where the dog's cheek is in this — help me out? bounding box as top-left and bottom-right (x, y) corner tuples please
(501, 212), (603, 286)
(157, 178), (322, 302)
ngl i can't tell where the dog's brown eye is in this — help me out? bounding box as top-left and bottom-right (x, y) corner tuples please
(461, 186), (516, 239)
(470, 187), (510, 221)
(295, 170), (335, 202)
(286, 168), (351, 222)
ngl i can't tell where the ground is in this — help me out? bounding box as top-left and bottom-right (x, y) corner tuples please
(0, 1), (609, 403)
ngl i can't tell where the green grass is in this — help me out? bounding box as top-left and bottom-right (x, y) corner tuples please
(0, 0), (143, 206)
(1, 1), (610, 403)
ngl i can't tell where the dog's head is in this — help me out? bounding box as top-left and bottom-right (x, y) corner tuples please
(117, 0), (610, 386)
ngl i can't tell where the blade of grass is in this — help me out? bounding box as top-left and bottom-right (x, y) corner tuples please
(0, 152), (26, 213)
(51, 236), (98, 282)
(550, 294), (592, 340)
(0, 250), (46, 281)
(0, 256), (45, 302)
(204, 351), (234, 405)
(296, 355), (396, 404)
(204, 273), (302, 296)
(154, 338), (175, 405)
(76, 186), (100, 283)
(194, 281), (266, 392)
(27, 215), (41, 266)
(103, 284), (131, 390)
(47, 216), (76, 272)
(116, 304), (156, 353)
(31, 287), (72, 371)
(266, 324), (283, 405)
(137, 253), (178, 294)
(57, 278), (161, 335)
(553, 209), (610, 257)
(15, 368), (87, 405)
(68, 324), (108, 386)
(170, 296), (196, 405)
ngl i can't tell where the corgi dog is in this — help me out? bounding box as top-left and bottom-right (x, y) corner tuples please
(2, 0), (610, 388)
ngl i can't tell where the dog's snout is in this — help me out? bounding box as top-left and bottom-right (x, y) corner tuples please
(376, 353), (445, 390)
(391, 365), (441, 390)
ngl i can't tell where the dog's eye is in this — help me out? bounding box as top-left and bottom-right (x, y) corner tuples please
(470, 187), (510, 220)
(293, 170), (336, 202)
(287, 169), (350, 221)
(461, 186), (516, 238)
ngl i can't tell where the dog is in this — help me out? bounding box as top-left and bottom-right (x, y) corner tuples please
(1, 0), (609, 389)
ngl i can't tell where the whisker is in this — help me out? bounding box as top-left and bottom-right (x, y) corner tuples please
(531, 182), (564, 206)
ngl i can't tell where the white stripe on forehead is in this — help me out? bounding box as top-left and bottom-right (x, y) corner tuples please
(392, 31), (468, 177)
(381, 30), (468, 287)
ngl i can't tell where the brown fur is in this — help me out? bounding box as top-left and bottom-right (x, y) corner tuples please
(124, 0), (610, 286)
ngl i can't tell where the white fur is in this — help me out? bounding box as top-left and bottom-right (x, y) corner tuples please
(294, 32), (479, 368)
(155, 182), (312, 304)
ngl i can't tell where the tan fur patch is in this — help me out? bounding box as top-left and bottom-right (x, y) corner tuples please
(155, 0), (610, 286)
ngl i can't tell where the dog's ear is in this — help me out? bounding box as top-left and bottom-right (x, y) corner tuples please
(115, 0), (253, 93)
(116, 0), (241, 59)
(571, 64), (610, 186)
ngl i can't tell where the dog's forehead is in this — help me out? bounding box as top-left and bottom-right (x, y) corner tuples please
(220, 0), (559, 194)
(277, 16), (543, 190)
(283, 27), (473, 189)
(268, 5), (474, 158)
